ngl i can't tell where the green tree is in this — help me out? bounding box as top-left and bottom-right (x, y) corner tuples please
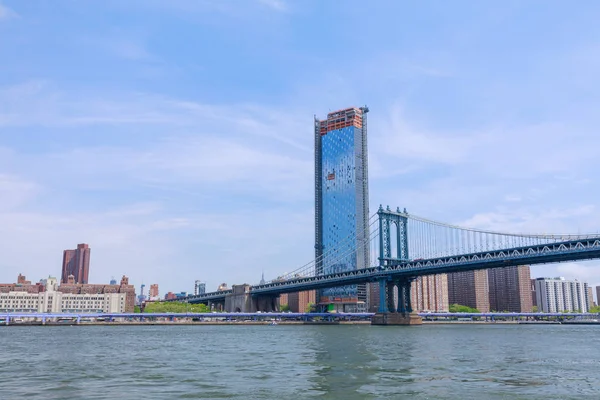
(532, 306), (538, 312)
(143, 302), (210, 313)
(449, 304), (480, 313)
(305, 302), (316, 313)
(134, 306), (141, 313)
(280, 304), (290, 312)
(589, 306), (600, 313)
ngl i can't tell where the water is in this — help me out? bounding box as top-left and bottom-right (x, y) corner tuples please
(1, 324), (599, 399)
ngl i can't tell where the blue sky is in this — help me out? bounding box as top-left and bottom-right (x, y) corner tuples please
(1, 0), (600, 298)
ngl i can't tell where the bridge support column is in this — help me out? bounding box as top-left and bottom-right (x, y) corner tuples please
(377, 279), (388, 313)
(386, 281), (396, 313)
(372, 277), (422, 326)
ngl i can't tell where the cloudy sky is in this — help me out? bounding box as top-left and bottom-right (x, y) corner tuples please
(1, 0), (599, 298)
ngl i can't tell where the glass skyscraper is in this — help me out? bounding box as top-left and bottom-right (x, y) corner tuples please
(314, 106), (370, 312)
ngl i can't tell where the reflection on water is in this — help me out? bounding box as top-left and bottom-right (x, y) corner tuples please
(0, 324), (600, 399)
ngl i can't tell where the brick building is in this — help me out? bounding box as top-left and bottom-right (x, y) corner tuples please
(448, 270), (490, 312)
(411, 274), (449, 312)
(61, 243), (91, 284)
(488, 265), (532, 312)
(287, 290), (316, 313)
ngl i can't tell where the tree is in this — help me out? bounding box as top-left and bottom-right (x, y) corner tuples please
(134, 306), (141, 313)
(143, 302), (210, 313)
(532, 306), (538, 312)
(449, 304), (480, 313)
(305, 302), (316, 313)
(589, 306), (600, 313)
(280, 304), (290, 312)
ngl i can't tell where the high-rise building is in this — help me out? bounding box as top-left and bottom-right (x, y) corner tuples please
(587, 286), (594, 309)
(194, 280), (206, 296)
(149, 284), (159, 299)
(287, 290), (316, 313)
(314, 106), (370, 313)
(531, 279), (537, 308)
(61, 244), (91, 284)
(488, 265), (532, 312)
(411, 274), (449, 312)
(448, 270), (490, 312)
(596, 286), (600, 308)
(535, 277), (589, 313)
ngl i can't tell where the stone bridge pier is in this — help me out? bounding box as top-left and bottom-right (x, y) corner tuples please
(224, 285), (279, 312)
(372, 277), (422, 325)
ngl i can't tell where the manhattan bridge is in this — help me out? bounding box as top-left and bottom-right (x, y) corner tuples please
(175, 206), (600, 322)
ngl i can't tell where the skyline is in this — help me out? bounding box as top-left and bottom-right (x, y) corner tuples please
(1, 1), (600, 294)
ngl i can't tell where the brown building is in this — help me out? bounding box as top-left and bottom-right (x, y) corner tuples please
(149, 284), (159, 298)
(411, 274), (449, 312)
(488, 265), (532, 312)
(287, 290), (316, 313)
(368, 282), (380, 312)
(56, 275), (136, 312)
(279, 293), (289, 308)
(448, 270), (490, 312)
(531, 279), (537, 308)
(0, 274), (44, 293)
(17, 274), (31, 285)
(587, 287), (595, 309)
(165, 292), (177, 300)
(61, 243), (91, 284)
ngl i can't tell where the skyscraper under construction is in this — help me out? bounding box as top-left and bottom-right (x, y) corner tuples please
(314, 106), (370, 312)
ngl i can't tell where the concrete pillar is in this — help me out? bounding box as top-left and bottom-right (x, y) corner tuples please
(76, 316), (81, 324)
(6, 316), (9, 325)
(42, 317), (46, 325)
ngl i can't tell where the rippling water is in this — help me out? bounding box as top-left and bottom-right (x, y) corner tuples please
(1, 324), (599, 399)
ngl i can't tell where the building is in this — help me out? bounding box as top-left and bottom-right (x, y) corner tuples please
(194, 281), (206, 296)
(488, 265), (532, 312)
(596, 286), (600, 308)
(217, 283), (228, 291)
(279, 293), (289, 309)
(587, 286), (595, 309)
(447, 270), (490, 312)
(534, 277), (589, 313)
(164, 292), (177, 300)
(531, 279), (537, 308)
(0, 274), (45, 294)
(411, 274), (449, 312)
(287, 290), (316, 313)
(0, 277), (126, 313)
(57, 275), (136, 312)
(314, 106), (370, 313)
(61, 243), (91, 284)
(149, 284), (159, 300)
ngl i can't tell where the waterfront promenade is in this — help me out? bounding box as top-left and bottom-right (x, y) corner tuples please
(2, 312), (599, 326)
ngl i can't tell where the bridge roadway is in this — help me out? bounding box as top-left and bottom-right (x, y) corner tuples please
(181, 237), (600, 304)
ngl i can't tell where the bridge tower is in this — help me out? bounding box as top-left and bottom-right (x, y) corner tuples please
(373, 206), (422, 325)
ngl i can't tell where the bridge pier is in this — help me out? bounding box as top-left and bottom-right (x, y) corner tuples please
(372, 277), (422, 326)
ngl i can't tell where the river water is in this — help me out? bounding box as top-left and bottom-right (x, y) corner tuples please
(1, 324), (599, 399)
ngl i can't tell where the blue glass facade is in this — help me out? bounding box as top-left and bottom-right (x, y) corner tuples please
(315, 107), (370, 312)
(321, 125), (359, 299)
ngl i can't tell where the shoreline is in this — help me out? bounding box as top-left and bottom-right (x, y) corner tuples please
(2, 320), (597, 326)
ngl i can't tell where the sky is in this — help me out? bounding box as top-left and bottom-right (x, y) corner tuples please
(1, 0), (600, 299)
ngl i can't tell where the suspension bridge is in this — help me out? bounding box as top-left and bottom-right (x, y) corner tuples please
(173, 206), (600, 324)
